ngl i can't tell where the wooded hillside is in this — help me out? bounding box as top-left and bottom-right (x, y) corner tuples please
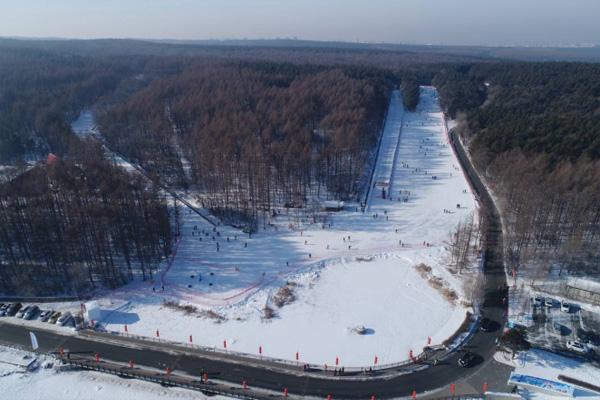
(0, 141), (173, 296)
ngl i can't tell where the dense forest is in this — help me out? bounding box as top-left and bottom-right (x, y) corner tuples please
(0, 141), (173, 296)
(97, 63), (392, 224)
(435, 62), (600, 275)
(2, 38), (600, 293)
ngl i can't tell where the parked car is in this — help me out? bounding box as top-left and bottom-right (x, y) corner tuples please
(48, 311), (61, 324)
(458, 351), (477, 367)
(6, 303), (22, 316)
(24, 305), (39, 320)
(57, 311), (72, 326)
(38, 310), (53, 322)
(544, 297), (555, 308)
(0, 303), (9, 316)
(566, 340), (589, 355)
(560, 300), (570, 313)
(16, 305), (31, 318)
(532, 295), (544, 306)
(550, 322), (565, 335)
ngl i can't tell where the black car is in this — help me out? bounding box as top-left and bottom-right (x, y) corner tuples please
(480, 317), (493, 332)
(458, 351), (477, 367)
(6, 302), (22, 316)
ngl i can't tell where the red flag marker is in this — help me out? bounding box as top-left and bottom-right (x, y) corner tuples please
(450, 383), (456, 395)
(242, 380), (248, 389)
(203, 372), (208, 383)
(283, 388), (289, 397)
(189, 334), (193, 344)
(59, 347), (64, 357)
(411, 390), (417, 399)
(223, 340), (227, 349)
(124, 325), (128, 333)
(156, 329), (160, 338)
(95, 353), (100, 363)
(371, 396), (376, 400)
(166, 367), (171, 376)
(427, 336), (431, 345)
(482, 382), (488, 392)
(295, 351), (299, 361)
(335, 357), (339, 366)
(326, 395), (332, 400)
(374, 355), (378, 365)
(259, 345), (262, 355)
(129, 360), (134, 368)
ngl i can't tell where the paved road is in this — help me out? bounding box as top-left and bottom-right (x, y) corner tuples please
(0, 128), (510, 400)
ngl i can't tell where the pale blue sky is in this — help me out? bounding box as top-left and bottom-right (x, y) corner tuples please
(1, 0), (599, 46)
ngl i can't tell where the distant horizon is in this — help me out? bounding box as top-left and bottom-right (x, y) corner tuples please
(2, 35), (598, 50)
(1, 1), (599, 48)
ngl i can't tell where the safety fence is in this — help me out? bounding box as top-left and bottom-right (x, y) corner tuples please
(62, 357), (258, 400)
(84, 328), (440, 376)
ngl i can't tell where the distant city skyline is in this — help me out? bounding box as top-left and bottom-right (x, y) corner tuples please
(1, 0), (599, 47)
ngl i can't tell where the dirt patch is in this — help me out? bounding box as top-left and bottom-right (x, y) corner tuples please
(413, 263), (458, 305)
(164, 301), (198, 315)
(273, 282), (297, 308)
(262, 305), (277, 320)
(163, 300), (227, 322)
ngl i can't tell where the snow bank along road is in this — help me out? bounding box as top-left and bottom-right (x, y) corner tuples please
(0, 92), (508, 399)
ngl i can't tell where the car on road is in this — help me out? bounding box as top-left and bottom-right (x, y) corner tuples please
(48, 311), (61, 324)
(458, 351), (477, 367)
(6, 303), (22, 316)
(560, 300), (570, 313)
(566, 340), (589, 355)
(479, 317), (495, 332)
(24, 305), (39, 320)
(545, 297), (555, 308)
(38, 310), (53, 322)
(16, 305), (31, 318)
(57, 311), (72, 326)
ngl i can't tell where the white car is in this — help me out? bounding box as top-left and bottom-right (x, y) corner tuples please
(57, 311), (72, 326)
(16, 305), (31, 318)
(560, 300), (570, 313)
(566, 340), (588, 355)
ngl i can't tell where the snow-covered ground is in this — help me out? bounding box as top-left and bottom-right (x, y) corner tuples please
(0, 345), (221, 400)
(71, 110), (99, 138)
(61, 86), (479, 367)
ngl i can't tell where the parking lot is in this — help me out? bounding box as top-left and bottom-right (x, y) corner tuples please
(0, 302), (80, 330)
(524, 295), (600, 358)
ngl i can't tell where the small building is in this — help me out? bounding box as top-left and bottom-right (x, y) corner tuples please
(322, 200), (345, 212)
(84, 301), (102, 322)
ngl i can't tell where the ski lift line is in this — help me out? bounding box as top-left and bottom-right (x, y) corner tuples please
(386, 108), (405, 199)
(105, 144), (216, 227)
(363, 91), (392, 209)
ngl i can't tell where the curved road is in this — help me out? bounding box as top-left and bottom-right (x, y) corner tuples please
(0, 130), (507, 399)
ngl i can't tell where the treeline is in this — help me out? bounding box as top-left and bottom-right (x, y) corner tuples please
(489, 152), (600, 275)
(98, 63), (391, 224)
(0, 46), (131, 163)
(434, 62), (600, 163)
(434, 62), (600, 275)
(0, 141), (173, 296)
